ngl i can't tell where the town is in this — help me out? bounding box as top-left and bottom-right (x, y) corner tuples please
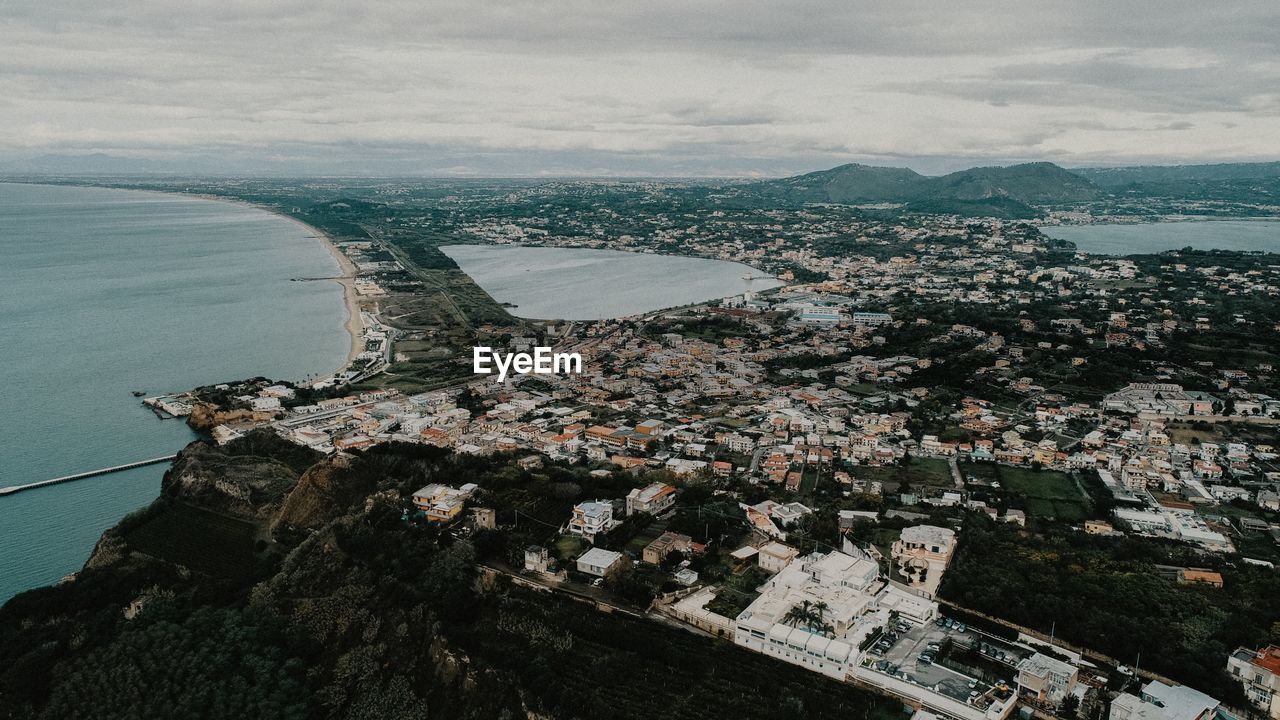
(142, 176), (1280, 720)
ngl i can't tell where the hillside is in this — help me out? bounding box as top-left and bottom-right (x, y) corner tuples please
(1073, 161), (1280, 187)
(0, 433), (898, 720)
(743, 161), (1102, 216)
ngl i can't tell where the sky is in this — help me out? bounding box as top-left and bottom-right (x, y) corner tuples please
(2, 1), (1278, 177)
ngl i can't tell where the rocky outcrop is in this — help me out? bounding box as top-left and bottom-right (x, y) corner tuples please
(161, 441), (303, 519)
(186, 401), (275, 433)
(272, 454), (371, 531)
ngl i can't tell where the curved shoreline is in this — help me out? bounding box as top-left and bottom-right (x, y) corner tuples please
(0, 182), (363, 382)
(178, 191), (366, 381)
(271, 212), (366, 374)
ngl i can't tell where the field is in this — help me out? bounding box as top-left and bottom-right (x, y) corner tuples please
(121, 501), (261, 578)
(853, 456), (955, 491)
(962, 462), (1090, 521)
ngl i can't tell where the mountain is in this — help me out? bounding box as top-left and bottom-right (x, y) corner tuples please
(1073, 161), (1280, 187)
(743, 161), (1102, 216)
(922, 162), (1101, 205)
(756, 163), (927, 203)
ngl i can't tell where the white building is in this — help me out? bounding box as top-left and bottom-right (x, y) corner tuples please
(576, 547), (625, 577)
(1110, 681), (1222, 720)
(733, 551), (881, 679)
(568, 500), (616, 541)
(1016, 652), (1078, 704)
(626, 482), (677, 516)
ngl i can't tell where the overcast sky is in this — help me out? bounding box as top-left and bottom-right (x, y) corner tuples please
(2, 1), (1278, 176)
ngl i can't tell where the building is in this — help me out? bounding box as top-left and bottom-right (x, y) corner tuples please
(411, 483), (477, 523)
(851, 312), (893, 328)
(1110, 681), (1223, 720)
(758, 541), (801, 573)
(1016, 652), (1079, 704)
(524, 545), (551, 573)
(643, 531), (693, 564)
(1177, 568), (1224, 588)
(576, 547), (625, 577)
(568, 499), (616, 541)
(733, 550), (881, 679)
(1228, 646), (1280, 719)
(626, 482), (677, 516)
(891, 524), (957, 594)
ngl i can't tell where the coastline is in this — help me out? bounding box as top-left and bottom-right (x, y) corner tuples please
(272, 212), (366, 374)
(177, 189), (367, 380)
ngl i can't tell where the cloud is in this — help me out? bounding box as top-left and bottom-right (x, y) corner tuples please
(0, 1), (1278, 175)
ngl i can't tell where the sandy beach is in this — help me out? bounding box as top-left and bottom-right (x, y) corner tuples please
(283, 215), (366, 371)
(159, 191), (366, 381)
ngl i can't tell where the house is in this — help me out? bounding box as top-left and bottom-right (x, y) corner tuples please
(626, 482), (677, 516)
(642, 531), (693, 564)
(1177, 569), (1224, 588)
(1110, 681), (1222, 720)
(1228, 646), (1280, 719)
(524, 546), (551, 573)
(411, 483), (477, 523)
(891, 525), (957, 594)
(568, 500), (616, 541)
(576, 547), (625, 577)
(1016, 652), (1079, 704)
(758, 541), (800, 573)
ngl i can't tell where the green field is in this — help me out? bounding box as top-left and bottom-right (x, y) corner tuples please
(122, 501), (261, 578)
(962, 462), (1089, 521)
(853, 456), (955, 490)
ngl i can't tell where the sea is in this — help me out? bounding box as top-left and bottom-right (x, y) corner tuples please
(441, 244), (784, 320)
(1040, 219), (1280, 255)
(0, 183), (350, 603)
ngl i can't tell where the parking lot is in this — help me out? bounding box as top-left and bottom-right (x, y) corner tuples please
(866, 615), (1024, 705)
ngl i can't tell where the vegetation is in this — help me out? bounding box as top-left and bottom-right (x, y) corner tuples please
(939, 520), (1280, 705)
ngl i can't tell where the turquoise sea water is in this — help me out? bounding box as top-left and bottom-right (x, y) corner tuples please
(1040, 219), (1280, 255)
(0, 183), (349, 603)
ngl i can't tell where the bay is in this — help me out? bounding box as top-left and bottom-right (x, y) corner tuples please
(1040, 219), (1280, 255)
(0, 183), (349, 603)
(441, 244), (783, 320)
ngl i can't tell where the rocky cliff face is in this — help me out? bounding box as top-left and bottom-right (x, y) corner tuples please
(186, 401), (276, 433)
(272, 454), (369, 531)
(161, 439), (305, 519)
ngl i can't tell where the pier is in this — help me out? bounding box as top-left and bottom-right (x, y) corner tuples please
(0, 455), (177, 497)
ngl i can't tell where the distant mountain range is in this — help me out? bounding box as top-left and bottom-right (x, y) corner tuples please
(742, 161), (1102, 217)
(1072, 161), (1280, 187)
(741, 160), (1280, 217)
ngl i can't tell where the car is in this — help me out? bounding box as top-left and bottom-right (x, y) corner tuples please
(927, 642), (942, 650)
(969, 691), (981, 703)
(876, 660), (889, 671)
(936, 617), (947, 627)
(944, 618), (954, 629)
(956, 623), (967, 633)
(918, 654), (934, 665)
(968, 680), (979, 689)
(870, 647), (883, 656)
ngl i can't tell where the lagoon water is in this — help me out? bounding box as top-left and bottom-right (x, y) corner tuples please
(1040, 219), (1280, 255)
(441, 244), (783, 320)
(0, 183), (349, 603)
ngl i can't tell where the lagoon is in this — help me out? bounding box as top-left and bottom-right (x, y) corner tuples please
(1040, 219), (1280, 255)
(441, 244), (783, 320)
